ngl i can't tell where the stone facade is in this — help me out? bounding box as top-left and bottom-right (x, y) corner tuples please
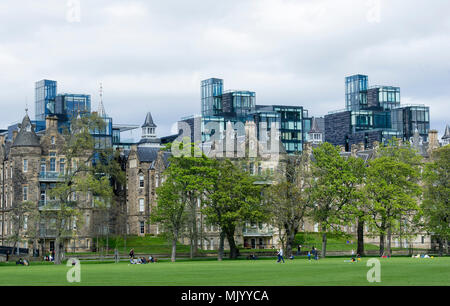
(0, 115), (95, 254)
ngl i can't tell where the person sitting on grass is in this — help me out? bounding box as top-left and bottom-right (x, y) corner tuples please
(149, 255), (155, 263)
(289, 255), (294, 260)
(141, 257), (147, 264)
(307, 251), (311, 261)
(16, 258), (24, 265)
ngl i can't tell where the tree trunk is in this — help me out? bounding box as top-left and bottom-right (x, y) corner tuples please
(189, 195), (198, 259)
(321, 227), (327, 258)
(438, 238), (444, 257)
(357, 218), (365, 256)
(225, 228), (239, 259)
(55, 236), (61, 264)
(379, 233), (385, 257)
(218, 230), (225, 261)
(285, 223), (298, 257)
(387, 226), (392, 257)
(171, 230), (178, 262)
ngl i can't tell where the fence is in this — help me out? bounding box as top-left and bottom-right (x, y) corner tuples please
(0, 246), (29, 256)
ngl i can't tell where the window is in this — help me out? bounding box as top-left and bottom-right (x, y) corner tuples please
(139, 199), (145, 212)
(139, 174), (144, 188)
(140, 221), (145, 234)
(60, 159), (65, 174)
(24, 216), (28, 230)
(23, 186), (28, 201)
(51, 136), (55, 144)
(23, 159), (28, 172)
(40, 159), (46, 174)
(50, 158), (56, 172)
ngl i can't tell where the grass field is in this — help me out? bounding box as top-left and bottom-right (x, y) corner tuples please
(70, 233), (381, 256)
(0, 257), (448, 286)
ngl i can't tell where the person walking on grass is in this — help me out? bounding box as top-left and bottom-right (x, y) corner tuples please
(277, 248), (285, 263)
(297, 244), (302, 256)
(129, 248), (135, 259)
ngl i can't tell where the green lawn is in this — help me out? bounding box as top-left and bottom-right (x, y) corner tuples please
(0, 257), (448, 286)
(294, 232), (380, 251)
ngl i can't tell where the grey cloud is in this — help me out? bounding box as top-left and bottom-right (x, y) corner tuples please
(0, 0), (448, 138)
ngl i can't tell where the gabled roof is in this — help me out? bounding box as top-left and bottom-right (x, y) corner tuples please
(136, 147), (167, 163)
(142, 112), (157, 128)
(11, 114), (41, 148)
(308, 117), (321, 134)
(443, 125), (450, 140)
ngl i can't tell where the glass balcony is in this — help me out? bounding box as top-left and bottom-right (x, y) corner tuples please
(38, 200), (76, 211)
(243, 226), (274, 237)
(39, 172), (64, 182)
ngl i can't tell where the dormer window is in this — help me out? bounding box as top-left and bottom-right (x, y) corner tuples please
(26, 124), (31, 132)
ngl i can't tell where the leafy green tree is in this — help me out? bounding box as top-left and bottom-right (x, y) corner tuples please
(265, 153), (314, 257)
(43, 114), (113, 264)
(166, 139), (216, 258)
(202, 159), (266, 260)
(7, 201), (37, 255)
(365, 154), (422, 256)
(311, 142), (364, 258)
(151, 175), (188, 262)
(422, 145), (450, 256)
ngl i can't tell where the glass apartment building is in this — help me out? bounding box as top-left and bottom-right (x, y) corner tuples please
(326, 74), (430, 150)
(345, 75), (368, 111)
(198, 78), (312, 154)
(201, 78), (223, 116)
(35, 80), (57, 121)
(251, 105), (311, 154)
(391, 105), (430, 141)
(55, 93), (91, 121)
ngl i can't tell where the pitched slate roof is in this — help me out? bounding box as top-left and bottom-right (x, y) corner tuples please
(142, 112), (157, 128)
(308, 117), (321, 134)
(443, 125), (450, 140)
(136, 146), (171, 163)
(11, 114), (41, 148)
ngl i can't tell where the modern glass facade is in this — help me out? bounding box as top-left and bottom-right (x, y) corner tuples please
(251, 105), (310, 154)
(201, 78), (223, 116)
(199, 78), (311, 155)
(55, 94), (91, 121)
(345, 75), (368, 111)
(326, 74), (431, 150)
(391, 105), (430, 141)
(92, 116), (113, 149)
(35, 80), (57, 121)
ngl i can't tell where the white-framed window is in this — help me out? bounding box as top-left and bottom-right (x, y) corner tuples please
(24, 216), (28, 230)
(314, 223), (319, 232)
(23, 159), (28, 172)
(139, 174), (144, 188)
(139, 199), (145, 212)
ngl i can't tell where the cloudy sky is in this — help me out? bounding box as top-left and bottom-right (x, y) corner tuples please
(0, 0), (449, 140)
